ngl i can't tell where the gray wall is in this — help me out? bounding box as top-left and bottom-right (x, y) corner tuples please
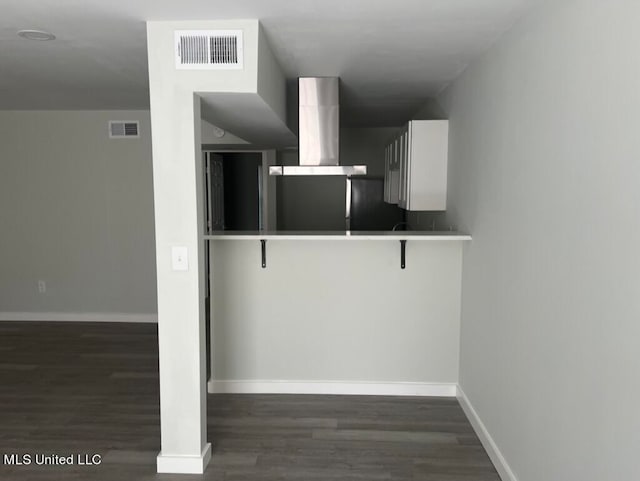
(0, 111), (157, 317)
(210, 239), (462, 384)
(277, 127), (397, 230)
(442, 1), (640, 480)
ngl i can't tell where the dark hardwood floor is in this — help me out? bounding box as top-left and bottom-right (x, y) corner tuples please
(0, 322), (499, 480)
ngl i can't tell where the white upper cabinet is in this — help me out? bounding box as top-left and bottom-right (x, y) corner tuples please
(384, 120), (449, 211)
(383, 137), (401, 204)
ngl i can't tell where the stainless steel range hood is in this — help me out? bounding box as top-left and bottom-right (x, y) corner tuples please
(269, 77), (367, 177)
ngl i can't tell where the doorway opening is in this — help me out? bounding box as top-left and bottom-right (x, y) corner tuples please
(204, 151), (264, 232)
(202, 149), (276, 381)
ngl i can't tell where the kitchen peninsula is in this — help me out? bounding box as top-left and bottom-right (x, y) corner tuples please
(205, 230), (470, 396)
(206, 230), (470, 240)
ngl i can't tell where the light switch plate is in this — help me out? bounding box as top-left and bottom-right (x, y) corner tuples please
(171, 246), (189, 271)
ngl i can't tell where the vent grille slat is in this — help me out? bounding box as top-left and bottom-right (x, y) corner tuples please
(175, 30), (243, 70)
(233, 36), (238, 63)
(124, 123), (138, 136)
(109, 121), (139, 139)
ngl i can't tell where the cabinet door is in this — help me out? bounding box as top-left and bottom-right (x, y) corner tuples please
(385, 142), (400, 205)
(384, 131), (411, 205)
(391, 138), (401, 204)
(404, 120), (449, 211)
(398, 127), (409, 209)
(389, 138), (395, 170)
(383, 144), (390, 203)
(389, 169), (400, 204)
(403, 127), (410, 207)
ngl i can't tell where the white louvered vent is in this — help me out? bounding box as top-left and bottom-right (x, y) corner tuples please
(109, 121), (140, 139)
(175, 30), (243, 70)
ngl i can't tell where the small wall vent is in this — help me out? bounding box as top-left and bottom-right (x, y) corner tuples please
(109, 121), (140, 139)
(175, 30), (243, 70)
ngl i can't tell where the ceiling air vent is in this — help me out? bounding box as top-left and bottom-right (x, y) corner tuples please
(109, 121), (140, 139)
(175, 30), (243, 70)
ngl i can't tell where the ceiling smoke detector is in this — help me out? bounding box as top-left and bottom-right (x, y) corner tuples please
(18, 30), (56, 41)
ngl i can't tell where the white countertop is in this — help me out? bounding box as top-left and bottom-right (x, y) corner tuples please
(204, 231), (471, 241)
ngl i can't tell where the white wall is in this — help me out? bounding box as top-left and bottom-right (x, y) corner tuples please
(210, 240), (462, 390)
(257, 24), (287, 126)
(0, 110), (156, 319)
(442, 1), (640, 480)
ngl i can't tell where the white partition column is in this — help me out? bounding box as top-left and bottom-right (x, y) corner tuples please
(146, 19), (292, 474)
(147, 77), (210, 477)
(146, 23), (212, 475)
(150, 93), (209, 474)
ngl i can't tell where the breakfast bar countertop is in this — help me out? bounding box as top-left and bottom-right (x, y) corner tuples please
(204, 231), (472, 241)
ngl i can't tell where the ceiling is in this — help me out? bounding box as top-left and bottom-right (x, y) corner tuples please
(0, 0), (534, 126)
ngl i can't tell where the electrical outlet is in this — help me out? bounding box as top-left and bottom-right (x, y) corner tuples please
(38, 280), (46, 293)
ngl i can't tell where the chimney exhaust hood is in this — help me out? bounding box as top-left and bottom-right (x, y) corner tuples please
(269, 77), (367, 177)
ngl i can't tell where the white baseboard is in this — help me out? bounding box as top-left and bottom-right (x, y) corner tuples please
(0, 312), (157, 323)
(208, 380), (457, 397)
(457, 386), (517, 481)
(157, 443), (211, 474)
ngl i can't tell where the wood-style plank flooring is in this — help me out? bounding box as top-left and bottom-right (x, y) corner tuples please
(0, 322), (499, 480)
